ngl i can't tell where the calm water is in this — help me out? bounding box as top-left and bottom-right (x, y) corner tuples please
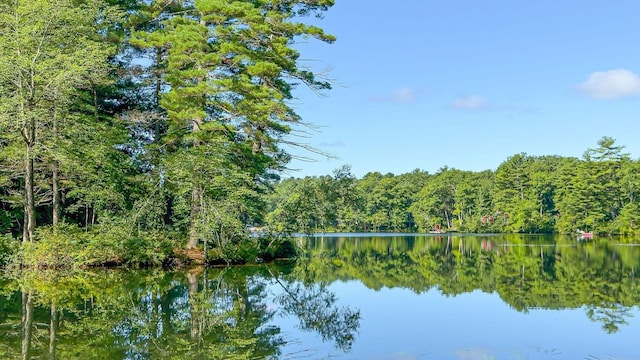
(2, 234), (640, 359)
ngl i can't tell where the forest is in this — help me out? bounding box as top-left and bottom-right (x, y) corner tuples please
(266, 136), (640, 236)
(0, 1), (638, 268)
(0, 0), (335, 266)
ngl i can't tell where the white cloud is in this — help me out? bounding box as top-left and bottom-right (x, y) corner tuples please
(370, 87), (418, 103)
(390, 87), (416, 103)
(450, 95), (488, 110)
(577, 68), (640, 99)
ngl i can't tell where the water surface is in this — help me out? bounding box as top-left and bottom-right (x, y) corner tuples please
(2, 234), (640, 359)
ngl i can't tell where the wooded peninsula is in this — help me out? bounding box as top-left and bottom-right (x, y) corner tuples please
(0, 1), (637, 268)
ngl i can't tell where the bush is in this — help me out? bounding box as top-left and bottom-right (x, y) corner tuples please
(15, 222), (177, 268)
(18, 225), (85, 268)
(83, 220), (176, 267)
(258, 233), (299, 260)
(0, 233), (18, 267)
(209, 237), (260, 264)
(118, 234), (175, 266)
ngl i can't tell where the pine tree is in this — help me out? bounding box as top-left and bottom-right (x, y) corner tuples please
(136, 0), (335, 249)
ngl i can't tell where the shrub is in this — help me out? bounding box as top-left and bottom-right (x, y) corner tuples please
(214, 237), (260, 264)
(15, 222), (177, 268)
(258, 233), (299, 260)
(0, 233), (18, 267)
(18, 225), (85, 268)
(119, 234), (175, 266)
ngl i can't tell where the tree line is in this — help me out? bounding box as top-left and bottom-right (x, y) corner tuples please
(1, 1), (637, 267)
(0, 0), (334, 264)
(267, 137), (640, 235)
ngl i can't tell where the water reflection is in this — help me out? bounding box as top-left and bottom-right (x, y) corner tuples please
(300, 234), (640, 333)
(0, 266), (360, 359)
(1, 234), (640, 359)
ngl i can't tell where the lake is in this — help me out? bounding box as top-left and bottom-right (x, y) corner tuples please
(2, 233), (640, 359)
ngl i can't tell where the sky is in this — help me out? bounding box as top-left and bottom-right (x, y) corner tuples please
(283, 0), (640, 178)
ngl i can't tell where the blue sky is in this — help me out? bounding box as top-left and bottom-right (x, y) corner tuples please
(284, 0), (640, 178)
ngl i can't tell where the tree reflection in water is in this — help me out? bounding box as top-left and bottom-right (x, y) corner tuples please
(1, 234), (640, 359)
(586, 303), (633, 334)
(300, 234), (640, 333)
(271, 272), (360, 351)
(0, 265), (361, 359)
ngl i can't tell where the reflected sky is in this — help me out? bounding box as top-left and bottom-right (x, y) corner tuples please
(272, 233), (640, 360)
(274, 280), (640, 359)
(2, 234), (640, 359)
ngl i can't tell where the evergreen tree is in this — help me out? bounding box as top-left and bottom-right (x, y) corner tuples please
(138, 0), (335, 249)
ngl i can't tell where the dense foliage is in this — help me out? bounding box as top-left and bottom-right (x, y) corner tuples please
(267, 137), (640, 235)
(1, 1), (638, 268)
(0, 0), (334, 265)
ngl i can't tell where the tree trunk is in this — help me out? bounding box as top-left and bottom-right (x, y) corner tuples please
(49, 302), (57, 360)
(154, 46), (163, 142)
(187, 271), (200, 339)
(188, 186), (201, 249)
(187, 112), (203, 249)
(24, 144), (35, 242)
(21, 291), (33, 360)
(52, 113), (60, 227)
(252, 125), (265, 154)
(52, 163), (60, 226)
(444, 209), (450, 229)
(85, 203), (89, 230)
(22, 212), (28, 243)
